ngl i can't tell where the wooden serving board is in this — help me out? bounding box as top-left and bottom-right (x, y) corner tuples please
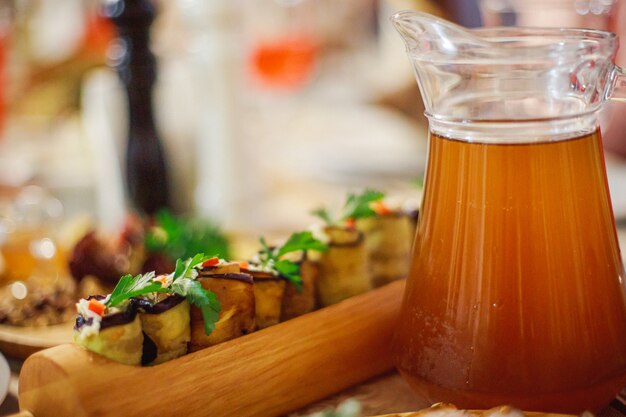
(18, 280), (405, 417)
(0, 323), (73, 359)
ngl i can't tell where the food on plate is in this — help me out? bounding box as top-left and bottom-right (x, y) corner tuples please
(312, 190), (384, 306)
(68, 214), (149, 290)
(69, 230), (134, 288)
(74, 255), (220, 365)
(356, 199), (412, 287)
(74, 295), (143, 366)
(69, 211), (230, 291)
(245, 231), (327, 327)
(0, 274), (76, 326)
(190, 259), (255, 351)
(0, 187), (77, 326)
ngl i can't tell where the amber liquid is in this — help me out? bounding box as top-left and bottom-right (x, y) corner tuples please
(394, 130), (626, 413)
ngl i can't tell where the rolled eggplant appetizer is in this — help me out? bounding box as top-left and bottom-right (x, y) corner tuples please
(280, 256), (319, 321)
(74, 296), (143, 366)
(250, 232), (327, 324)
(356, 202), (412, 287)
(190, 260), (255, 351)
(317, 226), (371, 306)
(74, 254), (222, 365)
(133, 294), (190, 365)
(242, 267), (286, 329)
(311, 189), (385, 305)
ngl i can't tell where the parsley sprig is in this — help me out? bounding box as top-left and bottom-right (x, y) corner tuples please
(145, 210), (231, 261)
(106, 253), (221, 336)
(312, 190), (385, 226)
(256, 231), (327, 291)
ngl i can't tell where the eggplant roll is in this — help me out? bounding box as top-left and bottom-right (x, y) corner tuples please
(357, 213), (412, 287)
(74, 298), (143, 366)
(317, 227), (371, 307)
(189, 271), (255, 352)
(245, 270), (286, 329)
(280, 259), (318, 321)
(200, 261), (241, 275)
(133, 295), (190, 365)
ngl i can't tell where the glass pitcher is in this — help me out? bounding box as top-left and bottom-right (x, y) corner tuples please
(391, 11), (626, 413)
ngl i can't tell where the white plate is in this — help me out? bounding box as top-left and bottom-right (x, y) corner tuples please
(0, 351), (10, 406)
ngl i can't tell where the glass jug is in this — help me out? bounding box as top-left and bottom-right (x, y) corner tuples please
(391, 11), (626, 414)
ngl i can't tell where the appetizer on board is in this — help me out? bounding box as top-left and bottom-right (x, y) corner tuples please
(244, 231), (327, 328)
(74, 295), (143, 366)
(190, 258), (255, 351)
(245, 267), (286, 329)
(70, 188), (413, 367)
(134, 294), (190, 365)
(316, 226), (369, 306)
(281, 254), (319, 321)
(356, 199), (412, 287)
(312, 190), (384, 306)
(74, 255), (221, 365)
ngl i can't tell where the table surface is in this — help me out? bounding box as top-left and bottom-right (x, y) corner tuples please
(2, 365), (626, 417)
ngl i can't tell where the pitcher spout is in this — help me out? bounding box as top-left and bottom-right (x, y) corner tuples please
(390, 10), (487, 57)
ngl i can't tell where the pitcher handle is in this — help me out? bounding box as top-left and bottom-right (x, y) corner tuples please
(609, 65), (626, 102)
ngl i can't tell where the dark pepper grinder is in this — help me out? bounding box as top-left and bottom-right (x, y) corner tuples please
(103, 0), (170, 214)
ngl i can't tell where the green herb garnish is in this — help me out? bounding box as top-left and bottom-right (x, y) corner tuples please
(168, 254), (221, 335)
(310, 207), (334, 226)
(277, 231), (328, 257)
(311, 189), (385, 226)
(256, 231), (327, 291)
(145, 210), (231, 261)
(105, 254), (221, 336)
(107, 272), (166, 307)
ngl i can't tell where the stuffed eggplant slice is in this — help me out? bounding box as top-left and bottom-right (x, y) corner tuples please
(74, 296), (143, 366)
(190, 260), (255, 351)
(133, 295), (190, 365)
(280, 256), (319, 321)
(250, 231), (327, 326)
(243, 267), (286, 329)
(317, 226), (371, 306)
(311, 189), (385, 306)
(356, 204), (412, 287)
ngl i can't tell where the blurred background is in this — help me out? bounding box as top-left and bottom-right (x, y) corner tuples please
(0, 0), (623, 235)
(0, 1), (625, 301)
(0, 0), (433, 238)
(0, 0), (625, 285)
